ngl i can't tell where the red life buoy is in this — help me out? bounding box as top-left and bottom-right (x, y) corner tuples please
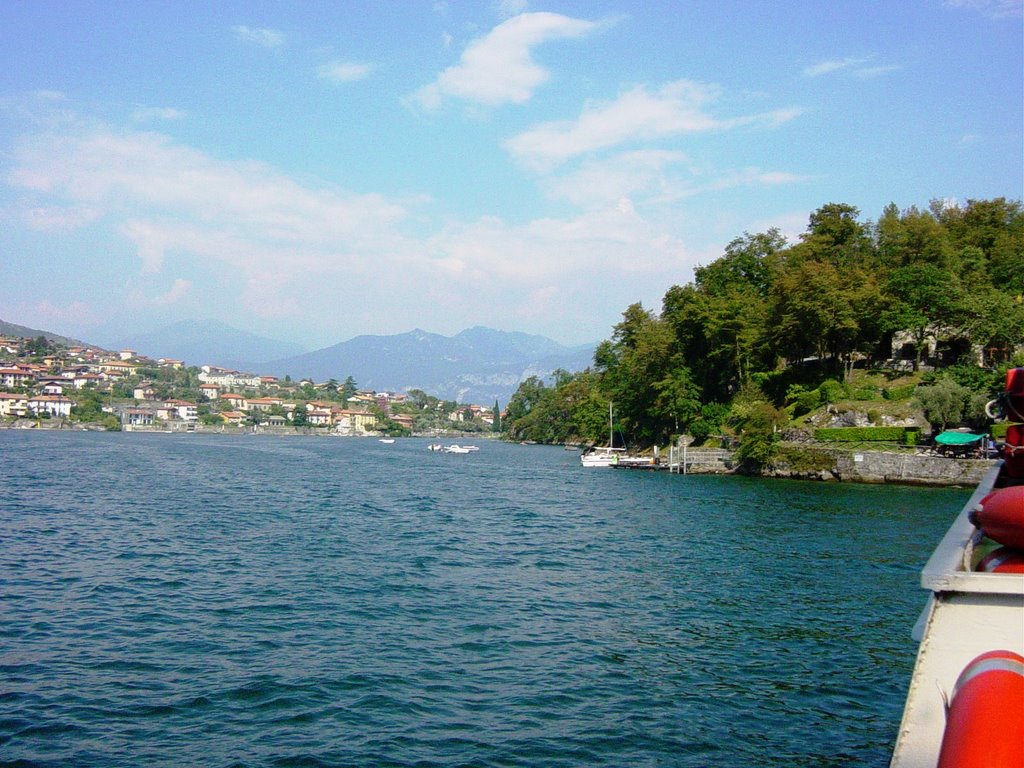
(937, 650), (1024, 768)
(976, 546), (1024, 574)
(1006, 367), (1024, 396)
(973, 486), (1024, 549)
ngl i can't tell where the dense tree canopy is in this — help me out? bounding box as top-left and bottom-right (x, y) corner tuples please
(503, 198), (1024, 450)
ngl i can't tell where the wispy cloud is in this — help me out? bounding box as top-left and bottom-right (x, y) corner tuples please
(318, 61), (373, 83)
(412, 12), (600, 109)
(504, 80), (801, 169)
(495, 0), (529, 19)
(944, 0), (1023, 18)
(6, 118), (707, 336)
(233, 25), (285, 48)
(802, 57), (872, 77)
(853, 65), (901, 78)
(803, 56), (899, 78)
(153, 278), (192, 306)
(131, 106), (186, 123)
(33, 299), (100, 327)
(8, 126), (410, 318)
(543, 150), (808, 209)
(22, 204), (101, 231)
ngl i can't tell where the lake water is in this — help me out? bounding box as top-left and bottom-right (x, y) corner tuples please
(0, 431), (969, 767)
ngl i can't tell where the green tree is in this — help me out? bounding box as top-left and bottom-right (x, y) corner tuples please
(915, 377), (970, 431)
(341, 376), (358, 402)
(730, 395), (786, 470)
(768, 259), (858, 363)
(882, 263), (967, 370)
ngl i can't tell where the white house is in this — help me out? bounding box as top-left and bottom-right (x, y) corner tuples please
(162, 399), (197, 421)
(27, 395), (73, 418)
(0, 393), (28, 417)
(123, 408), (155, 426)
(0, 367), (35, 388)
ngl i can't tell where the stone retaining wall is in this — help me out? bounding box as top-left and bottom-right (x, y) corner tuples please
(767, 447), (993, 487)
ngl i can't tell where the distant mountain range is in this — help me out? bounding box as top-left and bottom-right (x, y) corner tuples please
(0, 320), (88, 348)
(111, 319), (306, 371)
(265, 326), (595, 405)
(2, 316), (596, 405)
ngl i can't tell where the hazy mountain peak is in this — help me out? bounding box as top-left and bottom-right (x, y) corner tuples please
(267, 326), (595, 404)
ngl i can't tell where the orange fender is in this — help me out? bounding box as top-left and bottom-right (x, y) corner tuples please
(937, 650), (1024, 768)
(973, 487), (1024, 549)
(976, 547), (1024, 574)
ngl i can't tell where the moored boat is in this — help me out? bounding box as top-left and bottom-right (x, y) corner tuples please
(891, 368), (1024, 767)
(580, 446), (624, 467)
(581, 403), (623, 468)
(443, 444), (478, 454)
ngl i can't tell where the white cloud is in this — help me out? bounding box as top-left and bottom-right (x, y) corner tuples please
(803, 56), (899, 79)
(34, 299), (99, 327)
(5, 118), (715, 341)
(233, 25), (285, 48)
(131, 106), (186, 123)
(22, 205), (101, 231)
(944, 0), (1023, 18)
(543, 151), (808, 209)
(802, 57), (872, 77)
(495, 0), (529, 18)
(543, 149), (693, 207)
(318, 61), (373, 83)
(505, 80), (801, 169)
(853, 65), (901, 78)
(32, 90), (66, 102)
(153, 278), (192, 306)
(412, 12), (598, 109)
(7, 127), (412, 316)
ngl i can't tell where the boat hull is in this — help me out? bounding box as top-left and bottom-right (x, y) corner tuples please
(890, 464), (1024, 768)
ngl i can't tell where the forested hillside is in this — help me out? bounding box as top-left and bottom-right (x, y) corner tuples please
(502, 199), (1024, 463)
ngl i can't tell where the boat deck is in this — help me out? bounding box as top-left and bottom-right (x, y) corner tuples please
(890, 463), (1024, 767)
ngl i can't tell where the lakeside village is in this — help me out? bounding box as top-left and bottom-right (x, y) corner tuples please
(0, 336), (498, 438)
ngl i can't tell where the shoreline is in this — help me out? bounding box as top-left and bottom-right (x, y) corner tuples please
(3, 421), (993, 487)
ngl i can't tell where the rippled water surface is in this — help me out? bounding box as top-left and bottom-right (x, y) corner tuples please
(0, 431), (969, 767)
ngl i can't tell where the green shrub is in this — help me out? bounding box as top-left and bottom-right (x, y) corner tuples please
(786, 384), (821, 417)
(774, 445), (836, 472)
(819, 379), (849, 404)
(883, 384), (917, 401)
(850, 387), (879, 401)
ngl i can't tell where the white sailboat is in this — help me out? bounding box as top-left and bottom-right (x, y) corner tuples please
(580, 403), (624, 467)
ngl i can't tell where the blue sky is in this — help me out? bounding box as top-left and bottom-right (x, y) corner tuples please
(1, 0), (1021, 350)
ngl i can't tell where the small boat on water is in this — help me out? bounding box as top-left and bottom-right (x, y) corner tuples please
(443, 444), (479, 454)
(890, 367), (1024, 767)
(580, 446), (624, 467)
(379, 438), (395, 444)
(581, 403), (624, 468)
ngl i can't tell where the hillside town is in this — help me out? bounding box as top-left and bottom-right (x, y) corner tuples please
(0, 334), (498, 436)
